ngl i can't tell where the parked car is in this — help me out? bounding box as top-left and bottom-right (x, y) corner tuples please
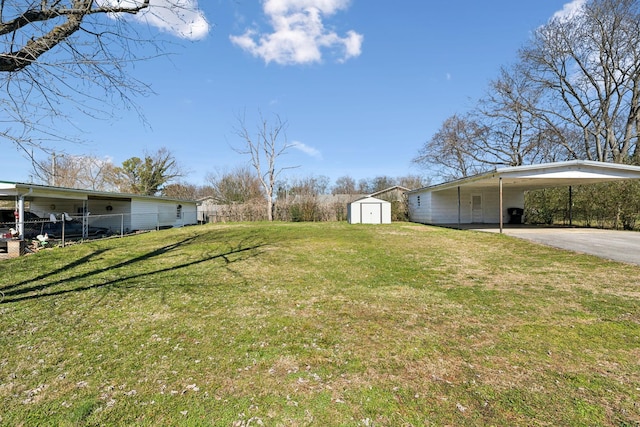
(0, 209), (43, 238)
(25, 218), (111, 239)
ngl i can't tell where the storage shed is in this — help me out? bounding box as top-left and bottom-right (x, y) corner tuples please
(347, 196), (392, 224)
(408, 160), (640, 232)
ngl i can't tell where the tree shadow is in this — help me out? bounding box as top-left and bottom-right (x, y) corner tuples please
(1, 235), (266, 304)
(0, 249), (111, 293)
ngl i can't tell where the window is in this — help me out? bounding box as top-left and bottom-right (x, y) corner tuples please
(417, 196), (421, 207)
(176, 204), (182, 219)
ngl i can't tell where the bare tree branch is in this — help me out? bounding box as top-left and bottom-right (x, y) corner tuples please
(0, 0), (200, 168)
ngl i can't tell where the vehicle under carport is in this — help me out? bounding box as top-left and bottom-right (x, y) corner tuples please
(0, 181), (198, 257)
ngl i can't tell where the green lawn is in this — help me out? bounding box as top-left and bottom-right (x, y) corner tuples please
(1, 222), (639, 426)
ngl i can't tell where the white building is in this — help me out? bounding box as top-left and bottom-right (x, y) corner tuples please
(408, 160), (640, 231)
(347, 196), (392, 224)
(0, 181), (198, 238)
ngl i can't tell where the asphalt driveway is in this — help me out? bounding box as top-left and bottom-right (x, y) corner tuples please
(468, 225), (640, 266)
(447, 224), (640, 265)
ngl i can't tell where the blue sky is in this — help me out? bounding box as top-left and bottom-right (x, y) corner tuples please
(7, 0), (582, 187)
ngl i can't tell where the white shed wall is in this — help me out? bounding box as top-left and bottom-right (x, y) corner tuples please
(348, 197), (392, 224)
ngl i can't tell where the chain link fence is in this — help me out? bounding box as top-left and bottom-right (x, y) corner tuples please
(1, 211), (192, 253)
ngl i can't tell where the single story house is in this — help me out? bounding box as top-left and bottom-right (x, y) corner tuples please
(0, 181), (198, 239)
(407, 160), (640, 231)
(348, 196), (392, 224)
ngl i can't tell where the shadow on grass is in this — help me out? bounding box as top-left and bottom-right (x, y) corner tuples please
(0, 249), (111, 293)
(1, 235), (266, 304)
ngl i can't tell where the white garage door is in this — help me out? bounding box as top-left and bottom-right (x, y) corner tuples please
(361, 203), (382, 224)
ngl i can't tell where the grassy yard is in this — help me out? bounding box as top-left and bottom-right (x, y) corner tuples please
(0, 222), (639, 426)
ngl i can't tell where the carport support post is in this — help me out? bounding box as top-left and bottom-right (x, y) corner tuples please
(17, 196), (25, 239)
(82, 200), (88, 239)
(499, 177), (503, 234)
(569, 186), (573, 226)
(457, 186), (461, 227)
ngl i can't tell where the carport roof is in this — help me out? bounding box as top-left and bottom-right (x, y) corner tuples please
(408, 160), (640, 193)
(0, 181), (195, 203)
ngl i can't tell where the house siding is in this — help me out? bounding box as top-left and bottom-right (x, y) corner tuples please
(408, 187), (524, 224)
(408, 192), (432, 224)
(130, 199), (196, 230)
(87, 200), (133, 233)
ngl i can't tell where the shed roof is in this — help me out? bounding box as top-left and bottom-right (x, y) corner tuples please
(350, 196), (391, 204)
(408, 160), (640, 193)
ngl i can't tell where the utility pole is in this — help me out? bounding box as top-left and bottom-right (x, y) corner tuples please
(51, 152), (57, 186)
(51, 152), (63, 187)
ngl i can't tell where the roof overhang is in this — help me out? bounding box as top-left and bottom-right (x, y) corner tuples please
(409, 160), (640, 193)
(0, 182), (88, 200)
(0, 181), (196, 204)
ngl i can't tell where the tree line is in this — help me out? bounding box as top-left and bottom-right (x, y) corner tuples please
(525, 181), (640, 230)
(32, 147), (183, 196)
(31, 142), (427, 223)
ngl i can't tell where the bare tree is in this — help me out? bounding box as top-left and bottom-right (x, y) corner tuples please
(519, 0), (640, 163)
(162, 182), (208, 200)
(396, 175), (429, 190)
(474, 66), (562, 166)
(282, 175), (330, 222)
(415, 64), (575, 181)
(205, 166), (264, 204)
(32, 153), (119, 190)
(0, 1), (206, 161)
(234, 112), (297, 221)
(413, 114), (488, 180)
(332, 175), (357, 195)
(416, 0), (640, 181)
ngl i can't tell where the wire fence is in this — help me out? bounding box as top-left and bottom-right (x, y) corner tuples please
(1, 211), (193, 250)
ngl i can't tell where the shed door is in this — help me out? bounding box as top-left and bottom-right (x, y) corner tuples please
(361, 203), (381, 224)
(471, 194), (483, 223)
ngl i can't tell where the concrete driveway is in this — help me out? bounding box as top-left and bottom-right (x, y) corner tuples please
(463, 225), (640, 266)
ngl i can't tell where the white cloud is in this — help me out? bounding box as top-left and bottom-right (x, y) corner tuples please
(230, 0), (363, 65)
(97, 0), (209, 40)
(552, 0), (586, 21)
(292, 141), (323, 159)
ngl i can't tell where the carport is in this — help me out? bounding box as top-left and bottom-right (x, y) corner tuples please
(408, 160), (640, 233)
(0, 181), (198, 241)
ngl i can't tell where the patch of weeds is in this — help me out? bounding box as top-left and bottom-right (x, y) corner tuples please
(70, 397), (100, 424)
(578, 291), (640, 322)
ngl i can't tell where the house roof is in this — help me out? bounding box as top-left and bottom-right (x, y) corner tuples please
(408, 160), (640, 193)
(0, 181), (196, 204)
(369, 186), (411, 198)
